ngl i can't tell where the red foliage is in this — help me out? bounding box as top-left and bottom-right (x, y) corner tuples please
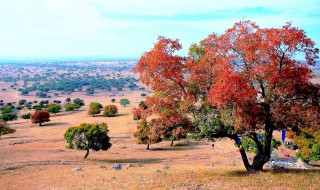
(30, 110), (50, 127)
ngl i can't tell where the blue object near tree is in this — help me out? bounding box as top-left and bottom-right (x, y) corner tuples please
(282, 129), (286, 143)
(257, 134), (263, 139)
(237, 136), (242, 145)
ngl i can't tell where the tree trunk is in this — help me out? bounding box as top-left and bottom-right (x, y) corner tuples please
(147, 144), (150, 150)
(39, 122), (42, 127)
(170, 140), (174, 147)
(83, 149), (89, 159)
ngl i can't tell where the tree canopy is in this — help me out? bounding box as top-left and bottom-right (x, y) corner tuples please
(30, 110), (50, 127)
(119, 99), (130, 107)
(134, 20), (319, 171)
(64, 123), (112, 159)
(103, 105), (118, 117)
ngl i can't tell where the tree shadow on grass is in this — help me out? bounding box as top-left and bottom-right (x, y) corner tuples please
(225, 168), (320, 176)
(113, 113), (130, 117)
(92, 158), (163, 164)
(42, 122), (69, 127)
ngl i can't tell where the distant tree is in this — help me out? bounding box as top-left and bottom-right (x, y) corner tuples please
(47, 104), (62, 115)
(88, 106), (101, 117)
(73, 98), (85, 107)
(53, 100), (61, 104)
(111, 99), (115, 103)
(103, 105), (118, 117)
(21, 113), (31, 122)
(54, 93), (59, 97)
(141, 93), (146, 97)
(32, 105), (43, 111)
(90, 102), (103, 109)
(33, 100), (38, 104)
(0, 120), (16, 138)
(65, 98), (71, 104)
(65, 103), (80, 112)
(86, 87), (94, 95)
(30, 110), (50, 127)
(1, 106), (18, 121)
(18, 99), (27, 105)
(64, 123), (112, 159)
(21, 90), (29, 95)
(1, 113), (18, 122)
(119, 98), (130, 107)
(133, 121), (162, 150)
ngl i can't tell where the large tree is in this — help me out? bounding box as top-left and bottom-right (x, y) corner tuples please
(64, 123), (112, 159)
(134, 21), (319, 171)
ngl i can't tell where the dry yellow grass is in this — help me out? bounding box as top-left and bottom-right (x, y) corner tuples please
(0, 67), (319, 189)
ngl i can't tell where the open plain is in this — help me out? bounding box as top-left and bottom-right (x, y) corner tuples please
(0, 62), (319, 190)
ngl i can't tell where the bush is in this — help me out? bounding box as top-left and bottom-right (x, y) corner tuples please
(0, 120), (16, 137)
(241, 134), (281, 154)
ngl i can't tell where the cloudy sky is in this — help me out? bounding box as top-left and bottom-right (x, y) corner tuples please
(0, 0), (319, 59)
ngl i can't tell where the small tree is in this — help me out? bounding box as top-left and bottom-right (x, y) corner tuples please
(73, 98), (85, 107)
(120, 99), (130, 107)
(18, 99), (27, 105)
(65, 98), (71, 104)
(0, 120), (16, 138)
(1, 113), (18, 122)
(111, 99), (115, 103)
(103, 105), (118, 117)
(65, 103), (80, 112)
(88, 106), (101, 117)
(133, 121), (162, 150)
(90, 102), (103, 109)
(64, 123), (112, 159)
(30, 110), (50, 127)
(21, 113), (31, 122)
(47, 104), (62, 115)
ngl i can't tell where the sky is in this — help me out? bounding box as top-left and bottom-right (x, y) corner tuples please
(0, 0), (319, 59)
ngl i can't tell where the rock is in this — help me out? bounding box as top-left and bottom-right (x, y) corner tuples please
(126, 164), (132, 169)
(163, 164), (171, 170)
(112, 164), (122, 170)
(72, 167), (82, 171)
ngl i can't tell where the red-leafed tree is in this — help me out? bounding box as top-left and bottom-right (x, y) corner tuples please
(134, 21), (319, 171)
(31, 110), (51, 127)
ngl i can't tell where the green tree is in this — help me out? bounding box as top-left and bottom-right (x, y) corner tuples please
(65, 103), (80, 112)
(88, 106), (101, 117)
(64, 123), (112, 159)
(103, 105), (118, 117)
(119, 99), (130, 107)
(111, 99), (115, 103)
(21, 113), (31, 122)
(1, 113), (18, 122)
(47, 104), (62, 115)
(65, 98), (71, 104)
(90, 102), (103, 109)
(73, 98), (85, 107)
(18, 99), (27, 105)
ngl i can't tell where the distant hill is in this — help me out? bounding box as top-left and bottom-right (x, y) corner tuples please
(0, 56), (138, 63)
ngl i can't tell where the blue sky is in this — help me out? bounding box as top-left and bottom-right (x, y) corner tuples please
(0, 0), (319, 59)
